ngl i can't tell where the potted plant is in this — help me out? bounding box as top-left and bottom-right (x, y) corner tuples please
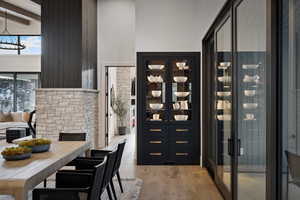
(111, 95), (128, 135)
(1, 146), (32, 161)
(19, 138), (52, 153)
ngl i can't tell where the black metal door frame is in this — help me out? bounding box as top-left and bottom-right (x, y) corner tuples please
(202, 0), (280, 199)
(104, 65), (135, 146)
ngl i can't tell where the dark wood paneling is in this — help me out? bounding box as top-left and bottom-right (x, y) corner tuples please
(82, 0), (98, 89)
(41, 0), (97, 89)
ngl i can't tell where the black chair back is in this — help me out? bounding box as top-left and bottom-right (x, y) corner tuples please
(59, 133), (86, 141)
(285, 151), (300, 181)
(28, 110), (36, 138)
(89, 157), (107, 200)
(114, 140), (126, 173)
(101, 149), (118, 191)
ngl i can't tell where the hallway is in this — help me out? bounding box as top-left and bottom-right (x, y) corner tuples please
(110, 133), (223, 200)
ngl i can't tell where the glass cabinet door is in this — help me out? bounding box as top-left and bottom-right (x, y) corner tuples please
(171, 59), (192, 122)
(215, 15), (232, 194)
(145, 60), (167, 122)
(235, 0), (267, 199)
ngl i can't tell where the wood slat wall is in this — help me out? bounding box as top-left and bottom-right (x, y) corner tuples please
(41, 0), (97, 89)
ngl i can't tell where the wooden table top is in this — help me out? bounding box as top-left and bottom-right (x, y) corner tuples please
(0, 140), (90, 198)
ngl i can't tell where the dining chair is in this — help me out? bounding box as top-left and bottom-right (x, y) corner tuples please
(43, 132), (87, 187)
(285, 151), (300, 200)
(59, 132), (87, 166)
(91, 140), (126, 199)
(62, 148), (118, 200)
(59, 132), (87, 141)
(33, 157), (107, 200)
(28, 110), (36, 138)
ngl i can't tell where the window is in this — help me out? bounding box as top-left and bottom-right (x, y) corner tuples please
(0, 36), (18, 55)
(0, 73), (14, 112)
(0, 73), (40, 112)
(20, 36), (41, 55)
(0, 35), (41, 55)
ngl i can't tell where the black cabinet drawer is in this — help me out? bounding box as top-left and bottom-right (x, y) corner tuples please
(142, 148), (168, 165)
(171, 140), (193, 150)
(171, 126), (192, 138)
(143, 126), (167, 138)
(170, 148), (194, 164)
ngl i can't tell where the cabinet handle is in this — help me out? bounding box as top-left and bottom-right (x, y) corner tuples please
(176, 153), (189, 156)
(149, 141), (162, 144)
(176, 141), (189, 144)
(176, 129), (189, 132)
(149, 129), (162, 132)
(149, 153), (162, 156)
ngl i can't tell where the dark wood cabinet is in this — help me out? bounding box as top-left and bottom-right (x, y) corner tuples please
(137, 52), (200, 165)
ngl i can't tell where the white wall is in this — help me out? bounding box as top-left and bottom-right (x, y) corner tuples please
(0, 0), (41, 73)
(98, 0), (136, 147)
(0, 55), (41, 72)
(136, 0), (226, 52)
(136, 0), (200, 52)
(98, 0), (135, 65)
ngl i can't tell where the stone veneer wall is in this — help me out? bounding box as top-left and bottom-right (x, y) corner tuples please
(36, 89), (99, 148)
(115, 67), (133, 129)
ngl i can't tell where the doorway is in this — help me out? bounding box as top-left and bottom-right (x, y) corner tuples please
(104, 66), (136, 146)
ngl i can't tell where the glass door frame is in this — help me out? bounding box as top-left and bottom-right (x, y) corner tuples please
(202, 0), (280, 199)
(213, 11), (235, 200)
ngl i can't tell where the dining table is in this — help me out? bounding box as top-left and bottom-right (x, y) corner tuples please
(0, 139), (91, 200)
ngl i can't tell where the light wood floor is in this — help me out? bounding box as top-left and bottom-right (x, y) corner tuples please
(109, 133), (224, 200)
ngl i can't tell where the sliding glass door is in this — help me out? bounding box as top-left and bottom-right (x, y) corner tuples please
(215, 14), (233, 199)
(281, 0), (300, 199)
(235, 0), (267, 199)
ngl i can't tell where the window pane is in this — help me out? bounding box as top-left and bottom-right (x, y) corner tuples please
(20, 36), (41, 55)
(0, 36), (18, 55)
(281, 0), (300, 199)
(0, 74), (14, 112)
(236, 0), (267, 199)
(16, 74), (39, 112)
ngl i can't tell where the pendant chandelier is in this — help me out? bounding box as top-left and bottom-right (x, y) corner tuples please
(0, 10), (26, 50)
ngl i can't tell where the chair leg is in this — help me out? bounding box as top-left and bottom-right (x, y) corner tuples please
(43, 179), (47, 188)
(116, 171), (124, 193)
(106, 185), (113, 200)
(110, 180), (117, 200)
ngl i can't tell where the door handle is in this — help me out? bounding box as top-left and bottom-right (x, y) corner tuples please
(238, 139), (241, 156)
(228, 138), (233, 156)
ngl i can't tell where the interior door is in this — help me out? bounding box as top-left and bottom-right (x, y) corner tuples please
(215, 14), (233, 199)
(234, 0), (267, 199)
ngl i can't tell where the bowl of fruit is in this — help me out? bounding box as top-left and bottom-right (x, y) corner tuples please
(1, 147), (32, 161)
(19, 138), (51, 153)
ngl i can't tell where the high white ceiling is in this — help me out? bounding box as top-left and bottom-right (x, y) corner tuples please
(2, 0), (41, 16)
(0, 0), (41, 34)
